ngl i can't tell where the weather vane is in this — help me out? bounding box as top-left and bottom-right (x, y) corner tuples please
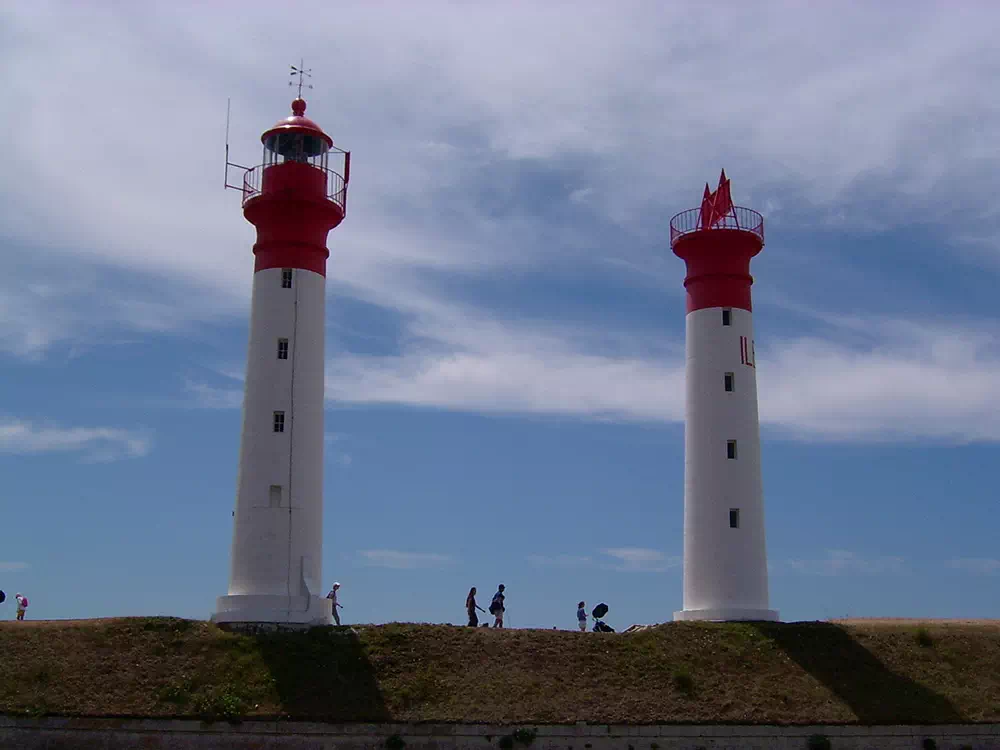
(289, 60), (313, 98)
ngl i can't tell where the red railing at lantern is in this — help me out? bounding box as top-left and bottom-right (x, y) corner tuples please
(240, 163), (349, 215)
(669, 206), (764, 247)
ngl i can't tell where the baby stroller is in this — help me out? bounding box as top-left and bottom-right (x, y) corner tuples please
(592, 602), (615, 633)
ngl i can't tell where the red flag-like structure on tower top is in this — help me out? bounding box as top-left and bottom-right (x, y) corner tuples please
(698, 169), (735, 229)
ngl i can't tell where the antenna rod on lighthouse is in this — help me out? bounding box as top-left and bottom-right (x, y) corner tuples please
(224, 98), (231, 189)
(289, 59), (313, 99)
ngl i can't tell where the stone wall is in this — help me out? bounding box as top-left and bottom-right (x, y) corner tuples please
(1, 717), (998, 750)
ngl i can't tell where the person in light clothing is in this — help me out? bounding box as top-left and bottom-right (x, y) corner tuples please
(326, 582), (343, 625)
(15, 593), (28, 621)
(577, 601), (587, 632)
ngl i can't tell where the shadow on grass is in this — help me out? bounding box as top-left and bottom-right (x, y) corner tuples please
(751, 622), (964, 723)
(255, 626), (390, 721)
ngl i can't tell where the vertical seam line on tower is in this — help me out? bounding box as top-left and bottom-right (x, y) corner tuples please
(286, 270), (298, 614)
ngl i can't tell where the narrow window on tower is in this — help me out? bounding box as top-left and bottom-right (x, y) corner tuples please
(273, 411), (285, 433)
(722, 308), (732, 326)
(729, 508), (740, 529)
(277, 338), (289, 360)
(724, 372), (735, 392)
(727, 440), (738, 459)
(269, 485), (283, 507)
(281, 268), (293, 288)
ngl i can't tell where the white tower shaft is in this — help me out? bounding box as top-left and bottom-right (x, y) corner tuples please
(215, 267), (331, 625)
(674, 306), (776, 621)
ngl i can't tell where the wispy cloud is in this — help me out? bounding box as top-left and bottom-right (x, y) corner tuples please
(760, 321), (1000, 443)
(0, 261), (244, 361)
(527, 549), (680, 572)
(184, 379), (244, 410)
(0, 562), (29, 572)
(358, 549), (453, 570)
(323, 302), (1000, 442)
(0, 418), (151, 463)
(947, 558), (1000, 575)
(774, 549), (906, 576)
(601, 547), (680, 573)
(527, 554), (593, 568)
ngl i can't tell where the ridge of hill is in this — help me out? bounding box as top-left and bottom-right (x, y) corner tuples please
(1, 618), (998, 724)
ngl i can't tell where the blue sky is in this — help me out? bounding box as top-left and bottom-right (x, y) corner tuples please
(1, 1), (999, 628)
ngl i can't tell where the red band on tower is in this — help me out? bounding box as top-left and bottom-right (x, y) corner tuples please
(670, 172), (764, 313)
(672, 228), (762, 312)
(240, 103), (345, 277)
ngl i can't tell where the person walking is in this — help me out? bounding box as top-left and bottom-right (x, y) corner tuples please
(14, 593), (28, 621)
(326, 582), (343, 625)
(577, 601), (587, 632)
(466, 587), (486, 626)
(489, 584), (506, 628)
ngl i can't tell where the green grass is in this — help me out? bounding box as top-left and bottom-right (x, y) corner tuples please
(0, 618), (998, 724)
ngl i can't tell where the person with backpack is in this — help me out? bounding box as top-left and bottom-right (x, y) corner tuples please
(466, 587), (486, 626)
(14, 593), (28, 621)
(489, 584), (506, 628)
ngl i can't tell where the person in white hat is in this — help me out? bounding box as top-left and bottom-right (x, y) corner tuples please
(326, 582), (343, 625)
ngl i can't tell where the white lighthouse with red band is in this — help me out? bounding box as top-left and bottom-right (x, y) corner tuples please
(670, 172), (778, 622)
(214, 93), (349, 626)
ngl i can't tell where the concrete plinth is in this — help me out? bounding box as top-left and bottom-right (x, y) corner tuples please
(212, 593), (332, 627)
(673, 607), (779, 622)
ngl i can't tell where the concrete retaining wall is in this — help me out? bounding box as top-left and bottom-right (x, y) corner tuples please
(1, 717), (998, 750)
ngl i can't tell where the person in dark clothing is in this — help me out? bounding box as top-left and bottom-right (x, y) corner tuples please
(489, 584), (506, 627)
(466, 587), (486, 626)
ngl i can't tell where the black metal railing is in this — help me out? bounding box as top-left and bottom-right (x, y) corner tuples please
(241, 164), (348, 215)
(669, 206), (764, 246)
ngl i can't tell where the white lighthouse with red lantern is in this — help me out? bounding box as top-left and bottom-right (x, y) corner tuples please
(214, 79), (350, 626)
(670, 172), (778, 622)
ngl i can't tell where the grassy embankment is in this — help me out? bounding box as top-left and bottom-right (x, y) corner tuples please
(1, 618), (998, 724)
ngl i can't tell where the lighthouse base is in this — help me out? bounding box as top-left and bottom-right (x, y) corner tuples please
(212, 594), (333, 627)
(673, 607), (779, 622)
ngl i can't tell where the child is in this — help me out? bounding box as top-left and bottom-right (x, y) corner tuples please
(15, 593), (28, 621)
(577, 601), (587, 632)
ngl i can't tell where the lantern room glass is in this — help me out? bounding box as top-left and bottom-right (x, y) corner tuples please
(262, 132), (329, 171)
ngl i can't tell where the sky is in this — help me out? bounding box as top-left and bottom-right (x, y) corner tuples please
(1, 1), (999, 628)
